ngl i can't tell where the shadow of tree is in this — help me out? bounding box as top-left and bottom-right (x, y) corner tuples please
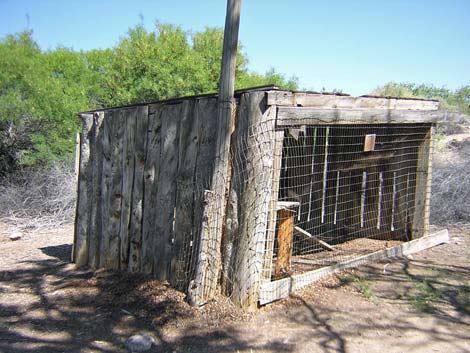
(0, 256), (294, 353)
(1, 232), (469, 353)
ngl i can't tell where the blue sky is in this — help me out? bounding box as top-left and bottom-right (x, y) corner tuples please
(0, 0), (469, 96)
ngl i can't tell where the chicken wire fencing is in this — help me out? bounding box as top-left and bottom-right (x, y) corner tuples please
(221, 120), (433, 301)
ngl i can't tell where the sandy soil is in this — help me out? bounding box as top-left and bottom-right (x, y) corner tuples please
(0, 222), (469, 353)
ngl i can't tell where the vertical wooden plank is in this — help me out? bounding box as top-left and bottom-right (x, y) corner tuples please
(262, 129), (283, 281)
(187, 190), (216, 305)
(364, 166), (380, 237)
(128, 105), (149, 272)
(393, 126), (424, 239)
(73, 113), (93, 267)
(141, 105), (163, 274)
(274, 209), (295, 279)
(381, 170), (395, 233)
(412, 126), (433, 238)
(333, 125), (353, 233)
(171, 100), (199, 289)
(119, 108), (137, 270)
(88, 112), (104, 269)
(74, 132), (80, 182)
(187, 98), (219, 305)
(305, 126), (326, 236)
(153, 103), (182, 281)
(99, 110), (125, 269)
(99, 110), (112, 267)
(231, 92), (275, 309)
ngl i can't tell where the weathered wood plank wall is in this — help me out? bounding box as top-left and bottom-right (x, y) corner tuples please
(227, 92), (277, 308)
(74, 97), (218, 291)
(75, 89), (438, 309)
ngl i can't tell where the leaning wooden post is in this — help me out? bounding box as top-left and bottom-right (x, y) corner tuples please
(189, 0), (242, 305)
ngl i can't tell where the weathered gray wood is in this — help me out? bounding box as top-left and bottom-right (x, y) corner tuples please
(267, 91), (440, 110)
(231, 93), (275, 309)
(259, 229), (449, 305)
(153, 103), (182, 281)
(262, 129), (284, 281)
(73, 113), (93, 267)
(276, 107), (443, 126)
(88, 112), (104, 268)
(412, 126), (433, 238)
(171, 100), (199, 289)
(141, 105), (163, 274)
(99, 110), (113, 267)
(99, 110), (125, 269)
(188, 98), (219, 305)
(74, 132), (80, 182)
(128, 105), (149, 272)
(119, 108), (137, 270)
(220, 102), (238, 295)
(187, 190), (216, 306)
(199, 0), (242, 303)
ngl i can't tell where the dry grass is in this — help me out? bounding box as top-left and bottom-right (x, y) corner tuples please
(431, 134), (470, 224)
(0, 161), (76, 231)
(0, 119), (468, 231)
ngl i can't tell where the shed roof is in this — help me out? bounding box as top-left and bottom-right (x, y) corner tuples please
(79, 85), (439, 115)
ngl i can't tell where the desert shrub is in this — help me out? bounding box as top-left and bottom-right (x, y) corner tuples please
(0, 161), (76, 230)
(431, 138), (470, 223)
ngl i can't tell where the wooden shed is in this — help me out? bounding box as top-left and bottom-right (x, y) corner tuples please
(73, 86), (445, 308)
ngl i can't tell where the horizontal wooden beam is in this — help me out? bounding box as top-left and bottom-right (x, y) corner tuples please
(259, 229), (449, 305)
(267, 91), (440, 111)
(276, 107), (442, 126)
(294, 226), (335, 251)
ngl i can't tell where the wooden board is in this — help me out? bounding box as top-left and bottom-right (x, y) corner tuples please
(73, 113), (93, 267)
(276, 107), (442, 126)
(127, 106), (149, 272)
(153, 103), (182, 281)
(262, 129), (284, 280)
(88, 112), (104, 268)
(141, 105), (163, 274)
(118, 108), (137, 270)
(171, 100), (200, 289)
(274, 209), (295, 278)
(99, 110), (125, 269)
(412, 127), (433, 238)
(259, 229), (449, 305)
(267, 91), (440, 110)
(98, 110), (113, 268)
(230, 92), (276, 309)
(186, 98), (218, 305)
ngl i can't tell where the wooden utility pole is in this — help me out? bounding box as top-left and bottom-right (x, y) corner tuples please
(188, 0), (242, 306)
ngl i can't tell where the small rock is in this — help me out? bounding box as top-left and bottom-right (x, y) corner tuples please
(125, 334), (155, 352)
(121, 309), (132, 315)
(9, 232), (22, 241)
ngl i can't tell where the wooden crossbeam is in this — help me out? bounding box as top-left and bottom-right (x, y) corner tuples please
(294, 226), (335, 251)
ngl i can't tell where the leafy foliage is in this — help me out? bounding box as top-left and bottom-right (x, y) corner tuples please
(371, 82), (470, 114)
(0, 25), (299, 171)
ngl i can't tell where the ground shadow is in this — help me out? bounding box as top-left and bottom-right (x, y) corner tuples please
(0, 256), (294, 353)
(40, 244), (72, 262)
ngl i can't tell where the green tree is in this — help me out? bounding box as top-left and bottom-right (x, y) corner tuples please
(371, 82), (470, 114)
(0, 24), (299, 171)
(0, 31), (99, 171)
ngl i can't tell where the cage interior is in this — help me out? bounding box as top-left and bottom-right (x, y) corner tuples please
(271, 123), (431, 279)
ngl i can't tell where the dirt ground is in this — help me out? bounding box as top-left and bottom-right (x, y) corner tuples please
(0, 223), (469, 353)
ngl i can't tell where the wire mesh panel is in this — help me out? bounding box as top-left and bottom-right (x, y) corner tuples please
(270, 123), (432, 279)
